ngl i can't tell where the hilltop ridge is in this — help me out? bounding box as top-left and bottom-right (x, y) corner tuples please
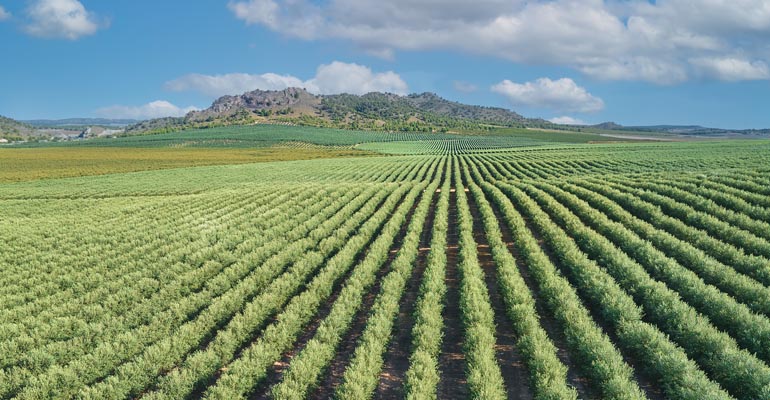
(127, 88), (535, 134)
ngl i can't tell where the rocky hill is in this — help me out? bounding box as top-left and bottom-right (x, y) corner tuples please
(127, 88), (530, 134)
(23, 118), (138, 128)
(591, 122), (770, 137)
(320, 92), (524, 125)
(0, 116), (35, 141)
(1, 115), (128, 142)
(404, 92), (524, 123)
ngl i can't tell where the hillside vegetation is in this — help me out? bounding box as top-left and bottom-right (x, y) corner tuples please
(126, 88), (547, 135)
(0, 116), (34, 140)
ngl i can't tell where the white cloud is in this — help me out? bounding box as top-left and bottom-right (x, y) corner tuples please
(453, 81), (478, 93)
(166, 61), (408, 97)
(24, 0), (103, 40)
(165, 73), (307, 98)
(228, 0), (770, 84)
(550, 116), (587, 125)
(306, 61), (408, 95)
(227, 0), (322, 40)
(0, 6), (10, 20)
(492, 78), (604, 113)
(578, 57), (690, 85)
(96, 101), (199, 120)
(690, 57), (770, 81)
(227, 0), (279, 27)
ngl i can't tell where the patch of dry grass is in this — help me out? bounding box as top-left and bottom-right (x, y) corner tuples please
(0, 147), (372, 182)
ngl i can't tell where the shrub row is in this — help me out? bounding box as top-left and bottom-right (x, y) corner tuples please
(512, 181), (770, 399)
(577, 179), (770, 287)
(334, 158), (445, 399)
(461, 160), (576, 400)
(404, 159), (451, 400)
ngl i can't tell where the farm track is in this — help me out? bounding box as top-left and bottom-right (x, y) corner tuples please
(465, 189), (533, 400)
(436, 181), (470, 400)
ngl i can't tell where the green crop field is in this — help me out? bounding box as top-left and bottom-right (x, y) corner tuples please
(1, 125), (770, 399)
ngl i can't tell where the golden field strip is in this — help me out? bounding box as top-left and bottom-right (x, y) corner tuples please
(0, 147), (372, 182)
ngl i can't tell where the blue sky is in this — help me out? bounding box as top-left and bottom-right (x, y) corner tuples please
(2, 0), (770, 128)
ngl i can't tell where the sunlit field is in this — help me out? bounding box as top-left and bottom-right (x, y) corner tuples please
(1, 126), (769, 399)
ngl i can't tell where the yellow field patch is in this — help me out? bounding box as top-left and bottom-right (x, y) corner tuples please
(0, 147), (372, 182)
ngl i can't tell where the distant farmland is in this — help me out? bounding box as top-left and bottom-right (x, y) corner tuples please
(1, 126), (770, 399)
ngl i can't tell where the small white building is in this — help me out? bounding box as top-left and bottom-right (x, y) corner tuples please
(0, 138), (9, 143)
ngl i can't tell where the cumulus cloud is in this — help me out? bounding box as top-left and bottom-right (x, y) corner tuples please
(578, 57), (690, 85)
(24, 0), (104, 40)
(227, 0), (322, 40)
(690, 57), (770, 81)
(165, 73), (306, 98)
(0, 6), (10, 20)
(228, 0), (770, 84)
(96, 101), (198, 120)
(549, 116), (587, 125)
(492, 78), (604, 113)
(227, 0), (279, 27)
(306, 61), (408, 95)
(166, 61), (408, 97)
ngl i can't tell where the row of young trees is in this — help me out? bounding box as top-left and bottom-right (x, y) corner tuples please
(460, 160), (577, 399)
(467, 165), (648, 399)
(264, 183), (431, 399)
(530, 181), (770, 363)
(2, 186), (338, 398)
(561, 182), (770, 317)
(705, 175), (770, 204)
(183, 159), (435, 399)
(334, 159), (445, 399)
(0, 187), (310, 348)
(141, 185), (396, 400)
(404, 159), (451, 399)
(2, 156), (440, 398)
(476, 177), (732, 398)
(508, 179), (770, 399)
(121, 160), (438, 400)
(464, 156), (766, 395)
(608, 181), (770, 260)
(577, 179), (770, 287)
(625, 178), (770, 241)
(14, 186), (370, 399)
(452, 159), (508, 399)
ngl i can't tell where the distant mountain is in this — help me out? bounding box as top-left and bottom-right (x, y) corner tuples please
(24, 118), (139, 128)
(187, 87), (320, 123)
(1, 115), (128, 142)
(322, 92), (525, 125)
(591, 122), (770, 137)
(591, 122), (624, 130)
(0, 115), (35, 140)
(127, 88), (530, 134)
